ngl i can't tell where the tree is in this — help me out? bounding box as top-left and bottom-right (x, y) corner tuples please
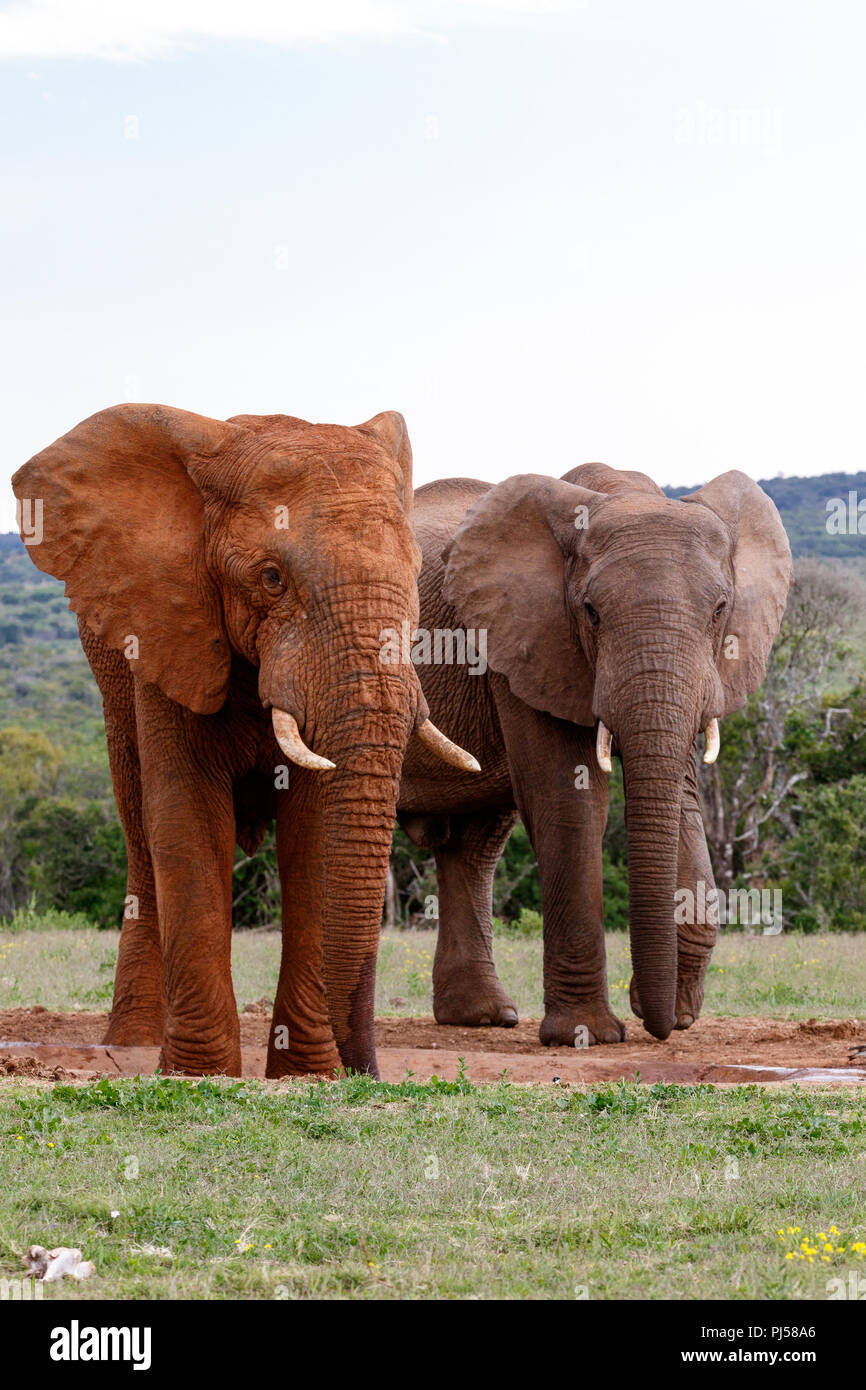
(777, 776), (866, 932)
(15, 798), (127, 927)
(0, 727), (63, 916)
(699, 559), (865, 899)
(231, 830), (281, 929)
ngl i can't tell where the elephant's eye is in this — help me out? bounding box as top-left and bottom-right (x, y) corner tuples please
(584, 601), (600, 627)
(713, 599), (727, 620)
(262, 565), (286, 596)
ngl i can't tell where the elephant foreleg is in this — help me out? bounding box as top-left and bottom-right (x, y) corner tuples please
(490, 678), (625, 1046)
(430, 809), (520, 1027)
(267, 777), (342, 1078)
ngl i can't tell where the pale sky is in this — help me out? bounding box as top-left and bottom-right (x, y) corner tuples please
(2, 0), (865, 530)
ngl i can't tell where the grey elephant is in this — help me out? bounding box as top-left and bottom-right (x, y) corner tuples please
(397, 463), (792, 1043)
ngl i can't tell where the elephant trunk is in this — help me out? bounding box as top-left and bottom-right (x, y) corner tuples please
(620, 741), (686, 1040)
(320, 722), (406, 1077)
(298, 597), (416, 1078)
(262, 583), (478, 1076)
(609, 643), (704, 1041)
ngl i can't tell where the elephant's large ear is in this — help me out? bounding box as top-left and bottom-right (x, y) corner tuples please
(12, 404), (243, 714)
(355, 411), (413, 515)
(681, 470), (793, 714)
(442, 473), (604, 725)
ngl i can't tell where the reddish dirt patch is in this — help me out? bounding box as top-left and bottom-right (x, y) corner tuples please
(375, 1013), (866, 1071)
(0, 1005), (279, 1049)
(0, 1054), (90, 1082)
(1, 1008), (865, 1085)
(0, 1006), (108, 1046)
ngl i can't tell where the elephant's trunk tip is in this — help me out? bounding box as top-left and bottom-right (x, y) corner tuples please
(642, 1008), (676, 1041)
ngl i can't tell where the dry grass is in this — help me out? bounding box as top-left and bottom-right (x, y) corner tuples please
(0, 923), (864, 1021)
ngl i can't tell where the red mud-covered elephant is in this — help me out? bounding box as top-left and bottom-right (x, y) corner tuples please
(13, 404), (478, 1077)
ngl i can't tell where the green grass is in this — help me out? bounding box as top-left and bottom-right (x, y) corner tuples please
(1, 924), (864, 1021)
(1, 1073), (865, 1298)
(2, 918), (865, 1299)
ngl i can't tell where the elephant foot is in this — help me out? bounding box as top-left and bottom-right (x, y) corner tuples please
(265, 1053), (342, 1080)
(159, 1037), (242, 1077)
(673, 971), (706, 1030)
(102, 1011), (164, 1048)
(629, 975), (702, 1032)
(540, 1003), (626, 1047)
(265, 1014), (343, 1079)
(433, 969), (519, 1028)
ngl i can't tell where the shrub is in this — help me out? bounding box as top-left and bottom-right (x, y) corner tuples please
(778, 775), (866, 932)
(1, 896), (96, 933)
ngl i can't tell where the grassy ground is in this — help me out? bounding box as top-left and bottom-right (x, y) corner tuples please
(2, 921), (865, 1299)
(1, 1072), (866, 1299)
(1, 921), (864, 1020)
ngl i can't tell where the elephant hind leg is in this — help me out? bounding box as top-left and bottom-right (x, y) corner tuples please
(102, 719), (166, 1048)
(78, 625), (165, 1048)
(431, 808), (520, 1028)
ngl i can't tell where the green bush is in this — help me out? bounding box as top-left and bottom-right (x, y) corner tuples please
(1, 896), (96, 933)
(602, 849), (630, 931)
(778, 775), (866, 932)
(14, 797), (127, 928)
(231, 828), (281, 929)
(492, 821), (541, 919)
(493, 908), (542, 936)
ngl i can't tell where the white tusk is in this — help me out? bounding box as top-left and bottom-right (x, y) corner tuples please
(415, 718), (481, 773)
(703, 717), (720, 765)
(272, 709), (336, 772)
(596, 721), (613, 774)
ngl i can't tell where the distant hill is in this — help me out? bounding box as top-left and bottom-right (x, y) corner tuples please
(0, 531), (80, 641)
(663, 471), (866, 560)
(0, 531), (101, 737)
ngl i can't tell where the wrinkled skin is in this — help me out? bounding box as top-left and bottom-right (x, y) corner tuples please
(13, 403), (455, 1078)
(398, 464), (792, 1044)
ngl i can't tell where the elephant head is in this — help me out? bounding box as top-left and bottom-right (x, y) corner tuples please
(441, 462), (792, 1040)
(12, 403), (476, 1070)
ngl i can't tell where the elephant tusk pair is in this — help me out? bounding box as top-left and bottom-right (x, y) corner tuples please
(595, 717), (721, 773)
(272, 709), (482, 775)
